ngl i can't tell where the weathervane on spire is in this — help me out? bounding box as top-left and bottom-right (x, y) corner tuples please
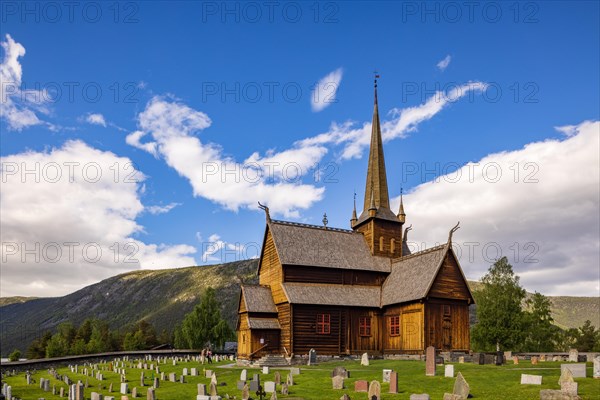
(374, 70), (380, 87)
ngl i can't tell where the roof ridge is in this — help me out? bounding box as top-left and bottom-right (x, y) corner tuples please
(270, 219), (354, 233)
(395, 242), (447, 261)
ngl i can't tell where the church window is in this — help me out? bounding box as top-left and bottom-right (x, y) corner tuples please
(379, 236), (384, 251)
(359, 316), (371, 337)
(316, 313), (330, 334)
(389, 315), (400, 336)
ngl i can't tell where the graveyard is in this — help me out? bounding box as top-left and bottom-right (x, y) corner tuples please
(1, 353), (599, 400)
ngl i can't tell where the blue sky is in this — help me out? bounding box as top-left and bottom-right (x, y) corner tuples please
(1, 1), (599, 297)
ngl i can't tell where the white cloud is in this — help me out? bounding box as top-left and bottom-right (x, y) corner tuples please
(311, 68), (343, 112)
(437, 55), (452, 71)
(127, 96), (326, 218)
(300, 81), (488, 160)
(147, 202), (181, 215)
(200, 233), (260, 263)
(391, 120), (600, 296)
(0, 34), (49, 131)
(86, 113), (107, 127)
(0, 140), (197, 297)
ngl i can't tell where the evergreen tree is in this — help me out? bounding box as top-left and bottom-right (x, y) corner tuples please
(523, 292), (560, 351)
(575, 320), (600, 351)
(471, 257), (527, 351)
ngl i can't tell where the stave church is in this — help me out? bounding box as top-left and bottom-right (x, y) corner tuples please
(236, 79), (474, 359)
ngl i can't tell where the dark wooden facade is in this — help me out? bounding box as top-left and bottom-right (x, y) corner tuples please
(236, 81), (475, 359)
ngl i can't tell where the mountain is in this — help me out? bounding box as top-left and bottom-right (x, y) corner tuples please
(1, 261), (598, 356)
(0, 259), (258, 356)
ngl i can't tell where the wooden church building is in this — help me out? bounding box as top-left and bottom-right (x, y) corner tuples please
(236, 79), (474, 359)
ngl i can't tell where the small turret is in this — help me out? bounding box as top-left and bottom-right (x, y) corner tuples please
(397, 188), (406, 223)
(350, 192), (358, 227)
(368, 189), (377, 217)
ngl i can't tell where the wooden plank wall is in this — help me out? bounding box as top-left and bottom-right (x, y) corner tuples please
(284, 265), (386, 286)
(428, 253), (471, 301)
(382, 303), (424, 352)
(425, 300), (471, 351)
(277, 303), (291, 354)
(258, 231), (287, 304)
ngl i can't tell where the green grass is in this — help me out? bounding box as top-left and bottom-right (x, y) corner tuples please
(3, 358), (599, 399)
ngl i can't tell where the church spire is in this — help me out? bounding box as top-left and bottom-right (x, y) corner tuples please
(362, 75), (391, 214)
(398, 187), (406, 223)
(350, 192), (358, 226)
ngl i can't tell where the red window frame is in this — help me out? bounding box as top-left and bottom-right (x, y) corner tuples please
(316, 313), (330, 334)
(389, 315), (400, 336)
(359, 316), (371, 337)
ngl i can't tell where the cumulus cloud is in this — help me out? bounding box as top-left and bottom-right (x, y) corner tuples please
(391, 120), (600, 296)
(437, 55), (452, 71)
(126, 96), (326, 218)
(85, 113), (107, 127)
(311, 68), (343, 112)
(0, 34), (49, 131)
(0, 140), (197, 297)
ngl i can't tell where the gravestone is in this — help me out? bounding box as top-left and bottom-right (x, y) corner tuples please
(458, 357), (464, 364)
(495, 351), (504, 365)
(513, 356), (519, 365)
(410, 395), (430, 400)
(270, 391), (277, 400)
(197, 383), (207, 395)
(361, 352), (369, 366)
(131, 387), (137, 398)
(532, 356), (539, 365)
(594, 355), (600, 378)
(169, 372), (176, 382)
(237, 380), (246, 390)
(264, 381), (276, 393)
(308, 349), (317, 365)
(504, 351), (512, 360)
(91, 392), (102, 400)
(140, 372), (145, 387)
(332, 367), (349, 379)
(332, 375), (344, 389)
(180, 375), (185, 383)
(561, 381), (578, 396)
(445, 365), (454, 378)
(240, 369), (247, 381)
(286, 372), (293, 386)
(453, 372), (470, 399)
(354, 380), (368, 392)
(290, 367), (301, 375)
(568, 349), (578, 362)
(559, 367), (575, 385)
(426, 346), (436, 376)
(280, 383), (288, 395)
(540, 354), (547, 362)
(209, 382), (218, 396)
(241, 383), (250, 400)
(183, 368), (188, 376)
(340, 395), (351, 400)
(120, 383), (129, 394)
(191, 368), (198, 376)
(561, 364), (587, 378)
(153, 377), (159, 388)
(274, 371), (281, 384)
(146, 388), (155, 400)
(211, 372), (218, 386)
(382, 369), (392, 383)
(389, 371), (398, 394)
(539, 389), (581, 399)
(249, 380), (259, 392)
(367, 380), (381, 400)
(205, 370), (213, 378)
(521, 374), (543, 385)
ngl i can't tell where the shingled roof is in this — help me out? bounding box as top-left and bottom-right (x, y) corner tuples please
(381, 244), (448, 306)
(241, 285), (277, 313)
(268, 220), (391, 273)
(247, 317), (281, 330)
(282, 282), (381, 308)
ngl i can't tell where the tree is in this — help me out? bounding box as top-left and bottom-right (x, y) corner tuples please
(8, 349), (21, 362)
(176, 287), (233, 349)
(574, 320), (600, 351)
(26, 331), (52, 359)
(471, 257), (527, 352)
(523, 292), (560, 351)
(45, 333), (69, 358)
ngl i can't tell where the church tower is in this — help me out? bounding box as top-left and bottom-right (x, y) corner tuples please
(352, 77), (405, 257)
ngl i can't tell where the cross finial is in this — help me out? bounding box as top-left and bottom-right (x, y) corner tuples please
(373, 70), (380, 87)
(322, 213), (328, 228)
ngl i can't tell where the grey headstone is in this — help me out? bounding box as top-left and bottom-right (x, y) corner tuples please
(594, 355), (600, 378)
(240, 369), (247, 381)
(426, 346), (436, 376)
(568, 349), (578, 362)
(520, 374), (543, 385)
(445, 365), (455, 378)
(332, 375), (344, 389)
(198, 383), (207, 395)
(120, 382), (129, 394)
(453, 372), (469, 399)
(561, 363), (587, 378)
(264, 381), (276, 393)
(382, 369), (392, 383)
(410, 395), (430, 400)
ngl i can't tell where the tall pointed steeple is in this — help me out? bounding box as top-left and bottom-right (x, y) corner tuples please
(352, 75), (405, 258)
(363, 77), (390, 212)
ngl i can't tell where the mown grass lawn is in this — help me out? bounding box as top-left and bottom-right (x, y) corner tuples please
(3, 358), (599, 399)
